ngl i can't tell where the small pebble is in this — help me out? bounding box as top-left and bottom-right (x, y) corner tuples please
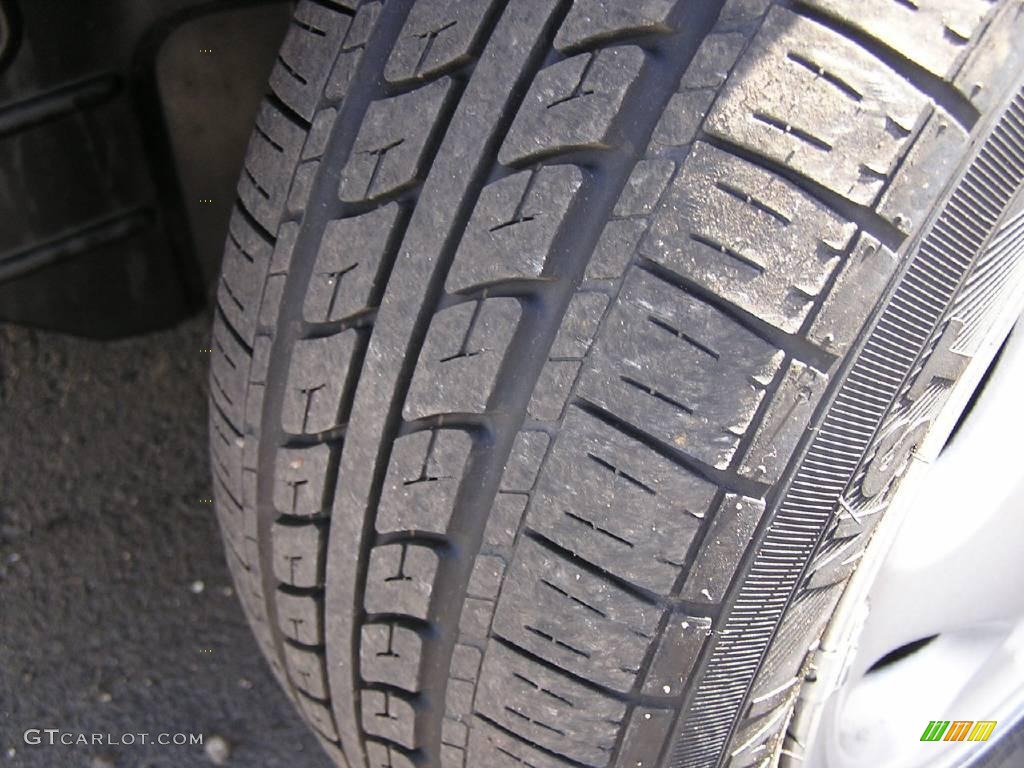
(7, 748), (16, 758)
(238, 678), (253, 690)
(97, 691), (112, 703)
(92, 755), (116, 768)
(220, 586), (234, 598)
(190, 580), (205, 595)
(205, 735), (232, 765)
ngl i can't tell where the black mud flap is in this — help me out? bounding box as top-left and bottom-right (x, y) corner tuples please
(0, 0), (289, 338)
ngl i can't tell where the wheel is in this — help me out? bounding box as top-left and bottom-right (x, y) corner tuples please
(791, 315), (1024, 768)
(207, 1), (1024, 766)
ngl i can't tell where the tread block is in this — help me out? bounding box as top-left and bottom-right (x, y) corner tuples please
(210, 318), (251, 430)
(647, 88), (716, 154)
(271, 1), (355, 121)
(615, 158), (677, 217)
(525, 290), (608, 422)
(258, 222), (301, 330)
(467, 717), (574, 767)
(404, 298), (521, 419)
(272, 522), (326, 588)
(528, 405), (716, 594)
(878, 114), (968, 234)
(300, 694), (340, 741)
(362, 689), (416, 748)
(218, 207), (275, 345)
(458, 597), (496, 641)
(953, 1), (1024, 114)
(642, 614), (712, 697)
(808, 233), (898, 355)
(287, 160), (321, 216)
(450, 644), (483, 682)
(705, 7), (928, 206)
(577, 269), (784, 469)
(475, 643), (627, 766)
(325, 2), (380, 102)
(739, 361), (828, 483)
(550, 292), (608, 358)
(499, 432), (550, 493)
(304, 204), (401, 323)
(280, 331), (358, 434)
(239, 101), (307, 233)
(618, 708), (675, 767)
(587, 218), (647, 280)
(499, 46), (647, 165)
(318, 739), (353, 768)
(385, 0), (496, 84)
(680, 494), (763, 603)
(441, 745), (465, 768)
(441, 744), (465, 768)
(491, 536), (664, 692)
(339, 79), (453, 202)
(800, 0), (992, 80)
(361, 622), (424, 692)
(643, 141), (856, 333)
(210, 404), (244, 502)
(250, 333), (274, 387)
(483, 494), (528, 551)
(276, 590), (324, 646)
(304, 108), (338, 161)
(377, 429), (472, 534)
(447, 678), (476, 722)
(213, 469), (246, 566)
(468, 555), (506, 600)
(284, 643), (330, 699)
(364, 543), (439, 619)
(227, 548), (267, 634)
(367, 741), (416, 768)
(273, 444), (332, 517)
(445, 166), (584, 293)
(555, 0), (675, 52)
(679, 31), (747, 91)
(526, 359), (579, 422)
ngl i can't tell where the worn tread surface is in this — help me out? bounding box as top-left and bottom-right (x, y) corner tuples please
(209, 1), (1024, 767)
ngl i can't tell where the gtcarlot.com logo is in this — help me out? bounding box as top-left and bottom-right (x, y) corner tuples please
(920, 720), (997, 742)
(24, 729), (203, 746)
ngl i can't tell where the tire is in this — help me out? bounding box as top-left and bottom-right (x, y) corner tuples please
(207, 1), (1024, 767)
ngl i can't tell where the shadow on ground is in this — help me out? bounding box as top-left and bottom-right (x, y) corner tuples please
(0, 314), (329, 768)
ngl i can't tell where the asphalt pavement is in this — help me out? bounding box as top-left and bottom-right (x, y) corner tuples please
(0, 312), (330, 768)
